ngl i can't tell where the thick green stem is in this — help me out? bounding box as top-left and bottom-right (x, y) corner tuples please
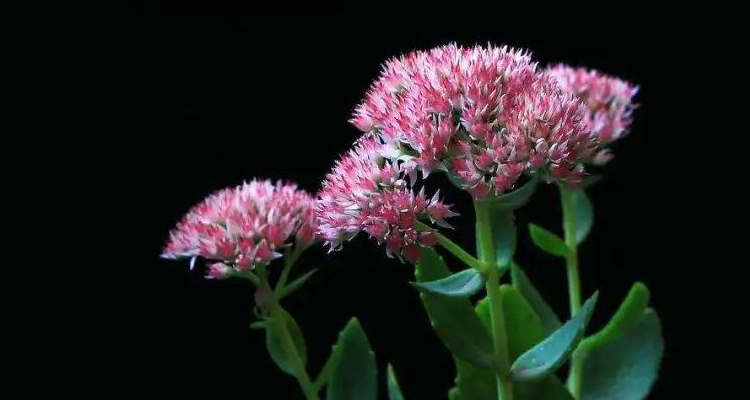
(415, 221), (487, 271)
(475, 202), (513, 400)
(559, 185), (582, 315)
(559, 184), (582, 398)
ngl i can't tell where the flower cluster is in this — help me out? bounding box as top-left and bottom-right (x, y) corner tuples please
(162, 180), (317, 278)
(316, 136), (456, 262)
(547, 64), (638, 164)
(351, 44), (595, 197)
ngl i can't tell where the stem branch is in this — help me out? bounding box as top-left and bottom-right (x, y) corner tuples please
(415, 221), (487, 271)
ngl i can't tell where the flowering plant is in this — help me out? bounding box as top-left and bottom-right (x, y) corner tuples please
(162, 44), (662, 400)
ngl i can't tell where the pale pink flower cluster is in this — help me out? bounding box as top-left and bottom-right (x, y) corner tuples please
(162, 180), (316, 279)
(547, 64), (638, 164)
(316, 136), (457, 262)
(351, 44), (595, 197)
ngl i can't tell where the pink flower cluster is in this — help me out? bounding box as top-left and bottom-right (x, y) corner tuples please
(162, 180), (316, 279)
(316, 136), (457, 262)
(547, 64), (638, 164)
(351, 44), (595, 197)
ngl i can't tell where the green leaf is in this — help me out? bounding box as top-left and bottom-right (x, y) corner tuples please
(515, 376), (575, 400)
(528, 224), (569, 257)
(571, 189), (593, 244)
(265, 308), (308, 376)
(454, 299), (495, 400)
(476, 209), (516, 268)
(511, 263), (562, 335)
(249, 320), (268, 330)
(581, 174), (602, 188)
(411, 269), (486, 298)
(456, 292), (563, 400)
(481, 175), (540, 211)
(415, 248), (497, 369)
(312, 334), (346, 392)
(579, 309), (664, 400)
(454, 357), (495, 400)
(279, 269), (318, 299)
(387, 364), (405, 400)
(499, 286), (545, 361)
(511, 292), (599, 381)
(579, 283), (650, 352)
(448, 386), (461, 400)
(327, 318), (377, 400)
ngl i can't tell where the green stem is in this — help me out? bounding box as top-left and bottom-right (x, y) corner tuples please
(559, 184), (582, 398)
(415, 221), (487, 271)
(475, 202), (513, 400)
(559, 184), (582, 315)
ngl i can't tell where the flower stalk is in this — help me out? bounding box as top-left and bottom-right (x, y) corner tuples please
(414, 221), (486, 271)
(475, 201), (513, 400)
(559, 184), (583, 398)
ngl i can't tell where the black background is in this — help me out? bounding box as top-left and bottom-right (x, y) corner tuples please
(44, 7), (737, 400)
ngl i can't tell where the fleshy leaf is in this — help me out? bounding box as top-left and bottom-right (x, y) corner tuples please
(579, 309), (664, 400)
(326, 318), (377, 400)
(312, 332), (346, 392)
(411, 269), (486, 298)
(448, 386), (460, 400)
(456, 290), (561, 400)
(499, 285), (545, 361)
(510, 263), (562, 335)
(515, 376), (575, 400)
(454, 357), (495, 400)
(454, 299), (496, 400)
(528, 224), (569, 257)
(476, 209), (516, 268)
(249, 320), (268, 330)
(571, 189), (593, 244)
(415, 248), (497, 369)
(279, 269), (318, 299)
(265, 308), (308, 376)
(387, 364), (405, 400)
(481, 175), (540, 211)
(579, 282), (650, 352)
(511, 292), (599, 381)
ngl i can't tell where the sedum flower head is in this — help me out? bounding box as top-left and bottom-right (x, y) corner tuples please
(547, 64), (638, 163)
(351, 44), (595, 197)
(162, 179), (317, 278)
(316, 136), (457, 263)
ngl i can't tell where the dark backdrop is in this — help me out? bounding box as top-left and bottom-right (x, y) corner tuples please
(57, 8), (735, 400)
